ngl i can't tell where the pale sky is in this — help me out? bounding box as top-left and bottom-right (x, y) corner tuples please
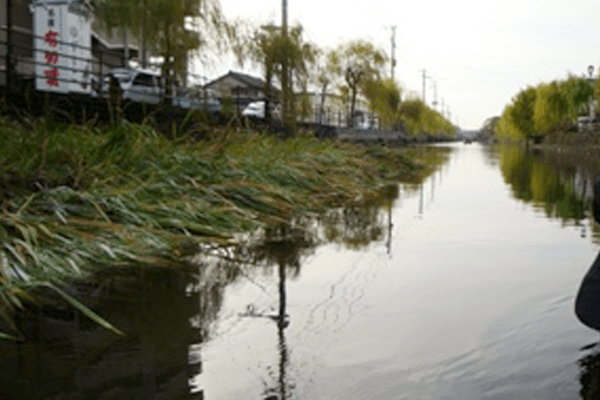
(206, 0), (600, 130)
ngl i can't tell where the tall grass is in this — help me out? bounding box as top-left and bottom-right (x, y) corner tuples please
(0, 116), (426, 337)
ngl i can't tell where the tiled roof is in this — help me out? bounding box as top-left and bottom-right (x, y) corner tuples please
(206, 70), (279, 91)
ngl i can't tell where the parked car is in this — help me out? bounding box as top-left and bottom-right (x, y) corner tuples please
(353, 110), (377, 130)
(97, 67), (164, 105)
(577, 116), (600, 131)
(172, 88), (221, 114)
(242, 100), (281, 120)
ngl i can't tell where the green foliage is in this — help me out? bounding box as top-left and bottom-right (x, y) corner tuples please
(510, 86), (537, 138)
(480, 116), (499, 140)
(498, 145), (587, 222)
(562, 75), (594, 120)
(313, 49), (342, 123)
(364, 78), (402, 129)
(534, 81), (569, 133)
(398, 98), (455, 136)
(497, 75), (594, 141)
(335, 40), (387, 127)
(234, 23), (316, 123)
(594, 74), (600, 104)
(92, 0), (227, 84)
(0, 116), (428, 337)
(495, 106), (524, 140)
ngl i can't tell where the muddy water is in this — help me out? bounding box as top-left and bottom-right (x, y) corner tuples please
(2, 142), (600, 400)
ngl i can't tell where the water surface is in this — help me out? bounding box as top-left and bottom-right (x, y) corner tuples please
(2, 142), (600, 400)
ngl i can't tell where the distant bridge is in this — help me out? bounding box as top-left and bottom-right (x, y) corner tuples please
(455, 130), (482, 141)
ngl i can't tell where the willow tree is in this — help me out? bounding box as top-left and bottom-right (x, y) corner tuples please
(93, 0), (227, 92)
(289, 28), (318, 123)
(561, 75), (593, 121)
(509, 86), (537, 140)
(335, 40), (387, 127)
(496, 104), (524, 140)
(533, 81), (569, 133)
(312, 49), (341, 124)
(481, 116), (499, 139)
(233, 23), (316, 125)
(364, 78), (402, 130)
(398, 97), (454, 136)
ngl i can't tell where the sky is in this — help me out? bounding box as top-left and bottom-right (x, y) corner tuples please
(202, 0), (600, 130)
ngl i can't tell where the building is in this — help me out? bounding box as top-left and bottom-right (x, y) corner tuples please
(204, 70), (376, 127)
(1, 0), (140, 89)
(302, 91), (375, 128)
(204, 70), (280, 113)
(1, 0), (35, 86)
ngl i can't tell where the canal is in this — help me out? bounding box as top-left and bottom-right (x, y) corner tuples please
(2, 142), (600, 399)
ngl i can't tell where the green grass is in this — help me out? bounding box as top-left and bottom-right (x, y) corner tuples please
(0, 116), (433, 337)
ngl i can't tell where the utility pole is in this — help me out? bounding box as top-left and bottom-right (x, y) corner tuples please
(421, 69), (430, 104)
(431, 81), (438, 110)
(422, 69), (426, 103)
(390, 25), (397, 81)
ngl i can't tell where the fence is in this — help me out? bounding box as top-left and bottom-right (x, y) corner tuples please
(0, 25), (196, 106)
(0, 25), (373, 127)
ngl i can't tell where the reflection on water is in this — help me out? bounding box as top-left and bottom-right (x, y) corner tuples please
(578, 343), (600, 400)
(497, 145), (594, 236)
(0, 145), (449, 400)
(319, 184), (398, 250)
(496, 144), (600, 399)
(0, 267), (210, 399)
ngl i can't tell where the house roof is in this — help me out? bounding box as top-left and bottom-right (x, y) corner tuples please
(92, 31), (139, 55)
(205, 70), (279, 92)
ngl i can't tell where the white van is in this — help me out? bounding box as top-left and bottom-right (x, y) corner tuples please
(100, 68), (164, 105)
(241, 100), (281, 120)
(172, 88), (221, 114)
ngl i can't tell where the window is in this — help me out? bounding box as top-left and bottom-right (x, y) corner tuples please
(133, 73), (156, 87)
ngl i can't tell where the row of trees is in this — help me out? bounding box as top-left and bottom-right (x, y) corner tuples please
(493, 75), (594, 141)
(233, 24), (455, 135)
(91, 0), (454, 135)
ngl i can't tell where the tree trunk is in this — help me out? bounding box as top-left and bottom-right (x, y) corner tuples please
(350, 86), (357, 128)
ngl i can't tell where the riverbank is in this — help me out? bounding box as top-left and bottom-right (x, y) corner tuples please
(0, 116), (444, 337)
(517, 129), (600, 169)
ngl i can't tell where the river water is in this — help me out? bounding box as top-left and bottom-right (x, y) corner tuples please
(2, 142), (600, 399)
